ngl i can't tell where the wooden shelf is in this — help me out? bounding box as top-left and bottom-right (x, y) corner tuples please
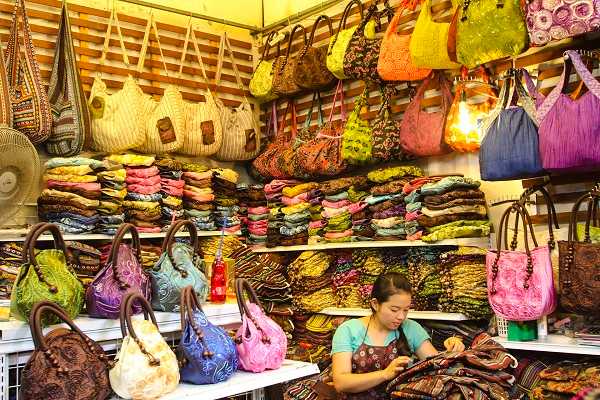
(0, 230), (240, 242)
(494, 334), (600, 356)
(318, 308), (471, 321)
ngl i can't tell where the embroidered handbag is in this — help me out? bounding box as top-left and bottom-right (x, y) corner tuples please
(479, 70), (544, 181)
(88, 9), (146, 152)
(5, 0), (52, 144)
(46, 2), (91, 156)
(135, 14), (185, 154)
(214, 33), (262, 161)
(293, 15), (336, 91)
(86, 223), (151, 319)
(341, 86), (373, 165)
(272, 24), (307, 97)
(377, 0), (431, 82)
(235, 278), (287, 372)
(486, 203), (557, 321)
(456, 0), (529, 68)
(179, 286), (238, 384)
(372, 87), (411, 162)
(250, 31), (280, 102)
(558, 191), (600, 315)
(176, 18), (223, 156)
(20, 301), (112, 400)
(11, 223), (84, 325)
(410, 0), (461, 70)
(149, 220), (209, 312)
(400, 71), (453, 157)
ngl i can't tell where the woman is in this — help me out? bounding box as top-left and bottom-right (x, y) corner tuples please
(331, 272), (465, 399)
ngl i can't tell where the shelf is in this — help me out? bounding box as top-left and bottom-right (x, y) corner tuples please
(252, 237), (490, 252)
(494, 334), (600, 356)
(111, 360), (319, 400)
(318, 308), (470, 321)
(0, 230), (240, 242)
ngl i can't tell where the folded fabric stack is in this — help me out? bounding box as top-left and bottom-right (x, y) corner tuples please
(280, 182), (318, 247)
(418, 320), (485, 350)
(307, 187), (325, 242)
(212, 168), (241, 234)
(332, 251), (362, 308)
(244, 184), (269, 247)
(0, 242), (25, 299)
(401, 176), (442, 241)
(320, 177), (365, 243)
(198, 235), (245, 259)
(354, 249), (386, 306)
(348, 182), (372, 240)
(438, 247), (492, 319)
(264, 180), (300, 247)
(140, 244), (163, 269)
(96, 158), (127, 235)
(236, 184), (249, 242)
(65, 240), (102, 289)
(290, 314), (337, 363)
(39, 157), (102, 234)
(264, 302), (294, 340)
(405, 247), (446, 311)
(182, 163), (215, 231)
(155, 157), (184, 228)
(288, 251), (335, 313)
(531, 361), (600, 400)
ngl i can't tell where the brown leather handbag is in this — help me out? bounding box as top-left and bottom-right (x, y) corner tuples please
(272, 25), (307, 97)
(20, 301), (112, 400)
(293, 15), (336, 91)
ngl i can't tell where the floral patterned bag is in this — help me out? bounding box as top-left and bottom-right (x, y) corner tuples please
(293, 15), (336, 91)
(272, 25), (307, 97)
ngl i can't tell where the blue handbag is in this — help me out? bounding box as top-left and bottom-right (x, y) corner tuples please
(479, 69), (544, 181)
(178, 286), (238, 384)
(149, 220), (209, 312)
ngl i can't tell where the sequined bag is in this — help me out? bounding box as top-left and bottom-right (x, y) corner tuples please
(293, 15), (336, 91)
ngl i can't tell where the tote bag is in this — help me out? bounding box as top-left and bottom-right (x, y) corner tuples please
(214, 33), (262, 161)
(5, 0), (52, 144)
(46, 2), (91, 156)
(341, 86), (373, 165)
(249, 31), (280, 102)
(293, 15), (336, 91)
(272, 24), (307, 97)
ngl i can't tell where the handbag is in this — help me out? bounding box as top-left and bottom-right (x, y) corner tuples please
(179, 286), (238, 384)
(479, 70), (544, 181)
(400, 71), (453, 157)
(135, 14), (185, 154)
(11, 223), (84, 325)
(250, 31), (280, 102)
(486, 203), (557, 321)
(234, 278), (287, 372)
(86, 223), (151, 319)
(5, 0), (52, 144)
(46, 2), (91, 156)
(341, 86), (373, 165)
(558, 191), (600, 315)
(410, 0), (461, 70)
(456, 0), (528, 68)
(20, 301), (112, 400)
(88, 8), (146, 152)
(293, 15), (336, 91)
(535, 50), (600, 172)
(175, 18), (223, 156)
(377, 0), (431, 82)
(214, 32), (262, 161)
(150, 220), (209, 312)
(110, 292), (179, 399)
(372, 87), (411, 162)
(272, 24), (307, 97)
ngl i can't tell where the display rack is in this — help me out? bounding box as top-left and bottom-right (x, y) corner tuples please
(318, 307), (471, 321)
(494, 335), (600, 356)
(0, 230), (241, 242)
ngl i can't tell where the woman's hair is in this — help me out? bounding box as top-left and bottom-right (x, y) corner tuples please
(370, 272), (412, 312)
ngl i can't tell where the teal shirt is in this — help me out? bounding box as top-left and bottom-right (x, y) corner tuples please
(331, 318), (430, 355)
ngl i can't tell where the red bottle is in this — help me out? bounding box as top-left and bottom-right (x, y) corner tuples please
(211, 231), (227, 303)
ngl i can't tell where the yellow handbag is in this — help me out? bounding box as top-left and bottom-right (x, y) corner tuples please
(88, 9), (146, 152)
(410, 0), (461, 70)
(249, 31), (280, 103)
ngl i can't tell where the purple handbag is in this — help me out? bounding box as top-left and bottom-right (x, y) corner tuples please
(86, 223), (151, 319)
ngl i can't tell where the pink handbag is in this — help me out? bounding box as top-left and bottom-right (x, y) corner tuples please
(234, 279), (287, 372)
(486, 203), (557, 321)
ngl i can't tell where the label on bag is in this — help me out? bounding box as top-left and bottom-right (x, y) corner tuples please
(201, 120), (215, 145)
(89, 97), (105, 119)
(157, 117), (176, 144)
(244, 129), (256, 152)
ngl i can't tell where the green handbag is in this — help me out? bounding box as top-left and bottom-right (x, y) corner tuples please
(341, 87), (372, 165)
(11, 223), (84, 325)
(455, 0), (529, 68)
(249, 31), (280, 103)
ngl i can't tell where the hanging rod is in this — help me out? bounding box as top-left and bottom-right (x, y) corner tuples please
(258, 0), (347, 35)
(117, 0), (261, 32)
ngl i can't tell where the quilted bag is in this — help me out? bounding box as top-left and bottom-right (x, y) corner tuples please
(249, 31), (280, 102)
(272, 24), (307, 97)
(372, 87), (411, 162)
(293, 15), (336, 91)
(341, 86), (373, 165)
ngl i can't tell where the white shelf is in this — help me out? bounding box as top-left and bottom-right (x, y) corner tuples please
(318, 307), (470, 321)
(494, 334), (600, 356)
(111, 360), (319, 400)
(0, 230), (240, 242)
(251, 237), (490, 252)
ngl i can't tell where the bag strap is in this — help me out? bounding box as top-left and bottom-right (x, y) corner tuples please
(215, 32), (245, 95)
(278, 24), (307, 73)
(260, 31), (278, 61)
(568, 192), (599, 243)
(179, 286), (214, 360)
(5, 0), (44, 83)
(97, 8), (131, 77)
(109, 223), (142, 290)
(120, 291), (160, 366)
(328, 80), (346, 123)
(307, 15), (332, 49)
(278, 99), (297, 143)
(136, 12), (170, 78)
(517, 185), (559, 250)
(235, 279), (272, 344)
(23, 223), (68, 294)
(161, 220), (200, 278)
(329, 0), (364, 52)
(266, 100), (278, 139)
(21, 222), (50, 264)
(178, 17), (209, 88)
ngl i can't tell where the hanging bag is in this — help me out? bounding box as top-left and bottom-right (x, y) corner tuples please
(5, 0), (52, 144)
(293, 15), (336, 91)
(178, 286), (238, 384)
(20, 301), (112, 400)
(86, 223), (151, 319)
(234, 278), (287, 372)
(46, 2), (91, 156)
(250, 31), (280, 102)
(214, 33), (262, 161)
(0, 42), (13, 126)
(400, 71), (453, 157)
(272, 24), (307, 97)
(267, 99), (299, 179)
(372, 87), (411, 162)
(341, 86), (373, 165)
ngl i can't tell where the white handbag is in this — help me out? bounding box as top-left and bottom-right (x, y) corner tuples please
(214, 33), (261, 161)
(110, 292), (179, 400)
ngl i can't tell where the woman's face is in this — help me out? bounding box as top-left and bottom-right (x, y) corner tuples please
(371, 292), (412, 330)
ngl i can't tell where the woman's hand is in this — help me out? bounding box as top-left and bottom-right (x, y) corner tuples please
(443, 337), (465, 352)
(382, 356), (411, 380)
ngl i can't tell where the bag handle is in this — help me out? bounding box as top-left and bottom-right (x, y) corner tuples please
(96, 7), (131, 77)
(161, 220), (200, 278)
(178, 17), (210, 89)
(305, 91), (325, 129)
(120, 291), (160, 366)
(328, 0), (363, 53)
(316, 81), (345, 139)
(23, 223), (68, 294)
(6, 0), (46, 81)
(305, 15), (332, 52)
(278, 24), (307, 72)
(278, 99), (297, 143)
(136, 12), (170, 78)
(109, 223), (142, 290)
(516, 185), (560, 250)
(411, 71), (453, 111)
(215, 32), (245, 94)
(21, 222), (50, 264)
(179, 286), (214, 360)
(235, 278), (271, 344)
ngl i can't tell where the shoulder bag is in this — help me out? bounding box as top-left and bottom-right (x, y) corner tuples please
(46, 2), (91, 156)
(11, 223), (84, 325)
(110, 292), (179, 399)
(293, 15), (336, 91)
(20, 301), (112, 400)
(86, 223), (151, 319)
(250, 31), (280, 102)
(235, 278), (287, 372)
(214, 32), (262, 161)
(150, 220), (208, 312)
(272, 24), (307, 97)
(341, 86), (373, 165)
(486, 202), (557, 321)
(179, 286), (238, 384)
(88, 8), (146, 152)
(372, 87), (410, 162)
(400, 71), (453, 157)
(5, 0), (52, 144)
(0, 42), (12, 126)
